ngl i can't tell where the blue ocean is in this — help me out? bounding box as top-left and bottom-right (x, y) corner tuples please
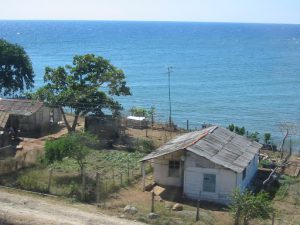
(1, 20), (300, 146)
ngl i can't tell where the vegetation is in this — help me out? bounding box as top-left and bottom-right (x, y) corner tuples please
(129, 107), (148, 117)
(227, 124), (261, 142)
(228, 124), (245, 135)
(229, 189), (273, 225)
(248, 131), (260, 142)
(31, 54), (131, 132)
(45, 132), (97, 177)
(264, 133), (271, 144)
(0, 39), (34, 95)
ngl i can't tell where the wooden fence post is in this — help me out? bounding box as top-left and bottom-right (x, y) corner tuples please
(112, 168), (115, 187)
(271, 212), (275, 225)
(81, 168), (86, 201)
(187, 120), (189, 131)
(196, 200), (200, 221)
(127, 160), (130, 183)
(120, 173), (123, 186)
(48, 168), (53, 194)
(151, 191), (155, 213)
(142, 162), (146, 191)
(96, 172), (100, 203)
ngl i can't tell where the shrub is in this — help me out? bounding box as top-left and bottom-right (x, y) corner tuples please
(129, 107), (148, 117)
(264, 133), (271, 144)
(230, 189), (273, 225)
(136, 139), (155, 154)
(17, 171), (48, 192)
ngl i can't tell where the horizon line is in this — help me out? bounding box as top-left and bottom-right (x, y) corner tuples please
(0, 19), (300, 26)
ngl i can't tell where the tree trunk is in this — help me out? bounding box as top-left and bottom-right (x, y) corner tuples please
(234, 207), (241, 225)
(80, 166), (85, 201)
(242, 216), (249, 225)
(60, 106), (72, 132)
(280, 131), (289, 159)
(71, 113), (80, 132)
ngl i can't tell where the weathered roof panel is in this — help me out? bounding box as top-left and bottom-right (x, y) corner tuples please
(141, 126), (215, 161)
(142, 126), (262, 173)
(0, 99), (44, 116)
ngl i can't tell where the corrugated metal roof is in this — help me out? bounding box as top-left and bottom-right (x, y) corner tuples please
(0, 111), (9, 130)
(141, 126), (262, 173)
(0, 98), (44, 116)
(141, 126), (215, 161)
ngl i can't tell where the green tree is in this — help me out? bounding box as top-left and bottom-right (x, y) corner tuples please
(0, 39), (34, 95)
(264, 133), (271, 144)
(230, 189), (273, 225)
(45, 132), (96, 177)
(129, 107), (148, 117)
(248, 131), (260, 142)
(148, 106), (156, 126)
(228, 124), (235, 132)
(32, 54), (130, 132)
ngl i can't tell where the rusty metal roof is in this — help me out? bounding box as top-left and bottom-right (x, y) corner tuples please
(0, 98), (44, 116)
(141, 126), (262, 173)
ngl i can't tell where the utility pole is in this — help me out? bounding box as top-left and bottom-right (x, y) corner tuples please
(167, 66), (173, 127)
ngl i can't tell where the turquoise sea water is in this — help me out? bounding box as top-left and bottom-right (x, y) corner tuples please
(0, 21), (300, 146)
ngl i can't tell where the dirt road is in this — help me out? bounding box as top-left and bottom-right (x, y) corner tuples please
(0, 188), (144, 225)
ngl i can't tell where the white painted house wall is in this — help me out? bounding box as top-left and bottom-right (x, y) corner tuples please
(152, 151), (259, 204)
(152, 151), (183, 187)
(237, 153), (259, 190)
(183, 152), (237, 204)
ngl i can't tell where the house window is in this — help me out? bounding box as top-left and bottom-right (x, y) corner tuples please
(168, 160), (180, 177)
(203, 174), (216, 192)
(242, 168), (247, 180)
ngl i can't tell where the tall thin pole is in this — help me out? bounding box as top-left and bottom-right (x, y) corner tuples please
(167, 66), (173, 127)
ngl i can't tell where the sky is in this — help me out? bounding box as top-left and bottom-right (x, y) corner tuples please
(1, 0), (300, 24)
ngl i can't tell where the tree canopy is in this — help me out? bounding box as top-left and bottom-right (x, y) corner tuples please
(0, 39), (34, 96)
(32, 54), (131, 132)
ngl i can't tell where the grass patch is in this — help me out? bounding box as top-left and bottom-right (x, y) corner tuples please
(0, 148), (146, 202)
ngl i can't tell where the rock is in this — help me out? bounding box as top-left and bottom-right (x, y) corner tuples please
(148, 212), (159, 219)
(172, 203), (183, 211)
(16, 145), (23, 150)
(97, 203), (113, 209)
(119, 214), (126, 218)
(123, 205), (138, 214)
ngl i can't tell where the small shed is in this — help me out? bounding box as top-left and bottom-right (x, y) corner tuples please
(141, 125), (262, 204)
(0, 98), (61, 137)
(126, 116), (148, 129)
(85, 115), (121, 142)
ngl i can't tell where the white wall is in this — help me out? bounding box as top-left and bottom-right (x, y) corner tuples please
(152, 151), (183, 187)
(152, 151), (259, 204)
(237, 153), (259, 190)
(183, 152), (237, 204)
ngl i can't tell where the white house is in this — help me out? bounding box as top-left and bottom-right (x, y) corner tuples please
(141, 125), (262, 204)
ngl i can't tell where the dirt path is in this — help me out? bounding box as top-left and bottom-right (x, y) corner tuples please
(0, 188), (144, 225)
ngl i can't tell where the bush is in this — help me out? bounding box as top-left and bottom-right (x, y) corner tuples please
(17, 171), (48, 192)
(230, 189), (273, 225)
(136, 139), (155, 154)
(45, 137), (73, 163)
(129, 107), (148, 117)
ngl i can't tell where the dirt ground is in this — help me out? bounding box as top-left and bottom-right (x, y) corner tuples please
(4, 117), (300, 225)
(0, 187), (144, 225)
(16, 115), (182, 165)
